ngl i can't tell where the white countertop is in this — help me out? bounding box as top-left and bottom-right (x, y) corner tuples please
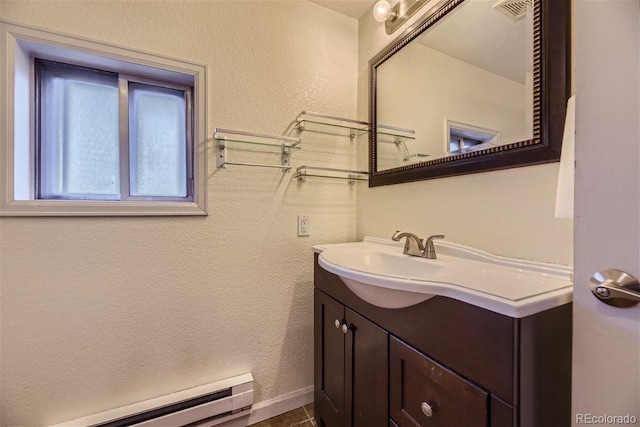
(314, 237), (573, 318)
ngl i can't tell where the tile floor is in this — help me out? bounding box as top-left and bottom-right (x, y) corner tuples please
(252, 404), (316, 427)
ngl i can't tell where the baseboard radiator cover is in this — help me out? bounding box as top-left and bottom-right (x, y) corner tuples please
(49, 373), (254, 427)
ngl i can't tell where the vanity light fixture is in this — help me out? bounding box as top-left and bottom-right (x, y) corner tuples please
(373, 0), (397, 23)
(373, 0), (438, 34)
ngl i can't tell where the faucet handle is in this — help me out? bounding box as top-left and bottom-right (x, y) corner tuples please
(424, 235), (445, 259)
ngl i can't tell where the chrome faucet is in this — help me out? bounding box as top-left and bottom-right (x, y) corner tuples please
(392, 231), (445, 259)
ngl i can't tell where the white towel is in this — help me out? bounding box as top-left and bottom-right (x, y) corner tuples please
(555, 95), (576, 219)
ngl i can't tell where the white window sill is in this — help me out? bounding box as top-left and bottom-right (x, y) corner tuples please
(0, 200), (207, 217)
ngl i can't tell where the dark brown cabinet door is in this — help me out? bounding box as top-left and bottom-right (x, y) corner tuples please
(315, 291), (389, 427)
(345, 308), (388, 427)
(315, 289), (346, 427)
(390, 337), (488, 427)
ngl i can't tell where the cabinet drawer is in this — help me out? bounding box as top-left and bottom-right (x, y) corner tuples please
(390, 337), (488, 427)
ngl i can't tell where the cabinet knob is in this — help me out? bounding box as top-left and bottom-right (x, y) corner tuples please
(421, 402), (433, 417)
(335, 319), (341, 329)
(341, 323), (349, 334)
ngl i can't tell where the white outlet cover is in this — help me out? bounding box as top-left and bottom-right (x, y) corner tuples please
(298, 215), (310, 236)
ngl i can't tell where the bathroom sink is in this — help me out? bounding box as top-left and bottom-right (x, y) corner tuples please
(314, 237), (573, 317)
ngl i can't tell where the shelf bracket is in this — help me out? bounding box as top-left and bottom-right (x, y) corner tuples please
(282, 145), (291, 169)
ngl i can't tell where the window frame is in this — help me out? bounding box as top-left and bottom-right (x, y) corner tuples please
(1, 21), (208, 216)
(445, 119), (500, 155)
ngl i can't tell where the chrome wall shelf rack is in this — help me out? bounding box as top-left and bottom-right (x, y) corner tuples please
(377, 124), (415, 144)
(213, 115), (420, 180)
(293, 166), (368, 184)
(294, 111), (369, 140)
(376, 125), (427, 162)
(214, 128), (301, 171)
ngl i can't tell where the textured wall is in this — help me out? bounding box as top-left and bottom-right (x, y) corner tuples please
(357, 4), (573, 265)
(0, 2), (358, 426)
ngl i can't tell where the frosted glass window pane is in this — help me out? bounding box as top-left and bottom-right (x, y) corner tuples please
(129, 83), (186, 197)
(39, 62), (120, 199)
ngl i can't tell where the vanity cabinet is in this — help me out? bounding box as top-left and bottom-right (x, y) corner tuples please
(313, 254), (572, 427)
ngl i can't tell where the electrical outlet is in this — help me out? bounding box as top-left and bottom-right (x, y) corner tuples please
(298, 215), (310, 236)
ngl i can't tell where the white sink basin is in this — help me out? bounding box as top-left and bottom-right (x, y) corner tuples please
(314, 237), (573, 318)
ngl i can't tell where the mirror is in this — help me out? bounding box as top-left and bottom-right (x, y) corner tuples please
(369, 0), (570, 186)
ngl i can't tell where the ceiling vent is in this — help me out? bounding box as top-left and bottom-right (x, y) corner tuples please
(493, 0), (532, 21)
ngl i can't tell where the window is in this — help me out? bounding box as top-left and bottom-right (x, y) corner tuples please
(37, 59), (191, 201)
(1, 22), (207, 216)
(446, 120), (499, 154)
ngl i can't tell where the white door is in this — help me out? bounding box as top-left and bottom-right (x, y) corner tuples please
(573, 0), (640, 425)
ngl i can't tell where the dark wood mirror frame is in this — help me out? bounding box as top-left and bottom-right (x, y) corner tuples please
(368, 0), (571, 187)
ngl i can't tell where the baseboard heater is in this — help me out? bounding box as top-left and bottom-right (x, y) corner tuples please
(50, 373), (253, 427)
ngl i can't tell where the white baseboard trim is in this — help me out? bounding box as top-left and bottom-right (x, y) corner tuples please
(214, 385), (314, 427)
(249, 385), (314, 424)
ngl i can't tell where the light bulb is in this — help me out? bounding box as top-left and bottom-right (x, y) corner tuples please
(373, 0), (395, 22)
